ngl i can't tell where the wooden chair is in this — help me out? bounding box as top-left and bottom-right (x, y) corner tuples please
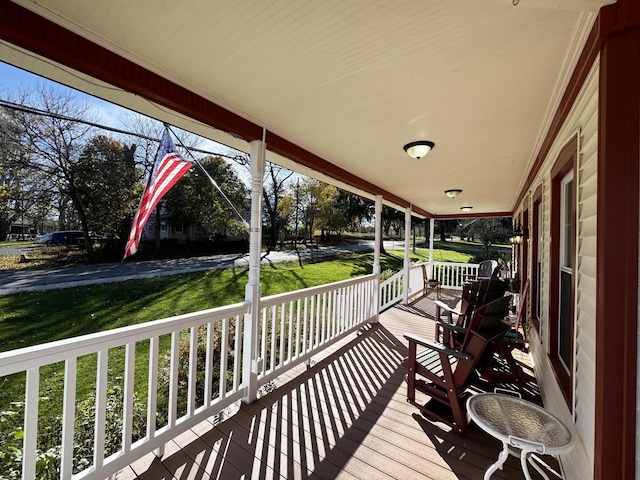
(404, 296), (512, 434)
(462, 259), (499, 283)
(421, 264), (440, 298)
(434, 278), (509, 347)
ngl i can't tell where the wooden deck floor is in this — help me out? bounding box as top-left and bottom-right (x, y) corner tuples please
(113, 290), (562, 480)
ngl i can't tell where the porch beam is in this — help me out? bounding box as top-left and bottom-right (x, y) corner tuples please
(595, 1), (640, 478)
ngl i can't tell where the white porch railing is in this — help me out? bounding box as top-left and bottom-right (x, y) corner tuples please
(0, 275), (378, 480)
(256, 274), (377, 385)
(379, 270), (404, 311)
(429, 261), (479, 290)
(379, 261), (480, 311)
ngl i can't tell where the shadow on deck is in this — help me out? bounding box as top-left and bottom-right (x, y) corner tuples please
(114, 290), (561, 480)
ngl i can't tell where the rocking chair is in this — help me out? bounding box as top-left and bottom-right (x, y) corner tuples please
(404, 295), (512, 433)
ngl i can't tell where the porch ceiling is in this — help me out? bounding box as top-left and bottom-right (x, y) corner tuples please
(2, 0), (612, 216)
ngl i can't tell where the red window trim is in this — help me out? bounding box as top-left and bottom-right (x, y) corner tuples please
(548, 135), (578, 408)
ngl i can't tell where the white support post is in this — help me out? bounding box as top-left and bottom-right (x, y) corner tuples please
(242, 138), (265, 404)
(373, 195), (382, 275)
(403, 207), (411, 304)
(429, 218), (435, 279)
(373, 195), (382, 321)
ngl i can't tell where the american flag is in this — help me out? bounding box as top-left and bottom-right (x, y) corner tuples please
(124, 128), (193, 259)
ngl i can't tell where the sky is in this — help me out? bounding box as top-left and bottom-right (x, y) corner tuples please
(0, 61), (132, 130)
(0, 60), (252, 181)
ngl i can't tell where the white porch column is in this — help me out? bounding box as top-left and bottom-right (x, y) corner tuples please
(428, 218), (435, 263)
(373, 195), (382, 275)
(428, 218), (435, 279)
(242, 138), (265, 404)
(372, 195), (383, 322)
(402, 207), (411, 304)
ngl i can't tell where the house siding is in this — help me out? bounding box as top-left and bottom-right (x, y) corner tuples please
(523, 58), (599, 480)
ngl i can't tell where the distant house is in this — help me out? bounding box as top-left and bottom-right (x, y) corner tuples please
(5, 223), (38, 241)
(141, 210), (208, 243)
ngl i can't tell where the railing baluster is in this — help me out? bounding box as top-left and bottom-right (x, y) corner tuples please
(220, 318), (229, 399)
(204, 323), (214, 407)
(261, 306), (268, 374)
(147, 336), (159, 440)
(295, 298), (301, 357)
(123, 343), (135, 453)
(94, 349), (108, 468)
(61, 358), (76, 480)
(234, 315), (242, 391)
(287, 300), (294, 363)
(279, 302), (286, 368)
(318, 292), (325, 344)
(22, 367), (39, 480)
(168, 331), (180, 428)
(187, 327), (198, 417)
(302, 296), (309, 354)
(309, 295), (316, 350)
(270, 306), (277, 372)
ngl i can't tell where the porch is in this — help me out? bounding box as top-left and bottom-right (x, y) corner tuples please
(112, 291), (552, 480)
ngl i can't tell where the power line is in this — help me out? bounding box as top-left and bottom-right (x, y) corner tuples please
(0, 98), (248, 164)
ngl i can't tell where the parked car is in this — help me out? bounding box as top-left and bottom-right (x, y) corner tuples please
(34, 233), (53, 244)
(47, 231), (85, 246)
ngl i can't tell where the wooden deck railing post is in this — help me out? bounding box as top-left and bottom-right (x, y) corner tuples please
(242, 137), (265, 404)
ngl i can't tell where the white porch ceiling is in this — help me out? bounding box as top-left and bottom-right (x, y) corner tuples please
(3, 0), (613, 216)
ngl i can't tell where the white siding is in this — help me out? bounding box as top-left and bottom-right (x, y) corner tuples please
(521, 57), (599, 480)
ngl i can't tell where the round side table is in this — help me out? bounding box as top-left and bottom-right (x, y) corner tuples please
(467, 393), (574, 480)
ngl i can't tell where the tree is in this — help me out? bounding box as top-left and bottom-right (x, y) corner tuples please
(459, 217), (512, 259)
(436, 219), (458, 242)
(299, 178), (337, 243)
(163, 156), (248, 239)
(72, 135), (139, 240)
(331, 192), (373, 239)
(2, 85), (98, 250)
(262, 163), (293, 251)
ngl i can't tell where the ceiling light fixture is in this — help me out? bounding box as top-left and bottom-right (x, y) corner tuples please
(460, 206), (473, 213)
(445, 189), (462, 198)
(403, 141), (435, 159)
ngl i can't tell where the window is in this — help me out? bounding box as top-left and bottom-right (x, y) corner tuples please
(531, 190), (542, 332)
(531, 197), (543, 332)
(558, 171), (574, 374)
(549, 136), (577, 407)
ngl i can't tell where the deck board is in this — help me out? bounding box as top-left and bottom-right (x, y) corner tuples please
(113, 290), (561, 480)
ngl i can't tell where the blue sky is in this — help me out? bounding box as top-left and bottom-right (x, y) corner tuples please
(0, 61), (135, 129)
(0, 61), (250, 173)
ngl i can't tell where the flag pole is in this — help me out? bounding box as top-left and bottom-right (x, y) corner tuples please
(165, 124), (250, 231)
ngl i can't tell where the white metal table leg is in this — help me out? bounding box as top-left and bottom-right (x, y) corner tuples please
(484, 442), (510, 480)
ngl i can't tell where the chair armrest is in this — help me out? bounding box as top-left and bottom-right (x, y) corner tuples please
(403, 333), (472, 360)
(434, 300), (463, 316)
(436, 321), (468, 334)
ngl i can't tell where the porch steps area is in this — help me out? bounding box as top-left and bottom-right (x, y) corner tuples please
(113, 290), (559, 480)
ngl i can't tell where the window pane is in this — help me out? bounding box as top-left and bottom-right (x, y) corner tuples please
(562, 178), (574, 269)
